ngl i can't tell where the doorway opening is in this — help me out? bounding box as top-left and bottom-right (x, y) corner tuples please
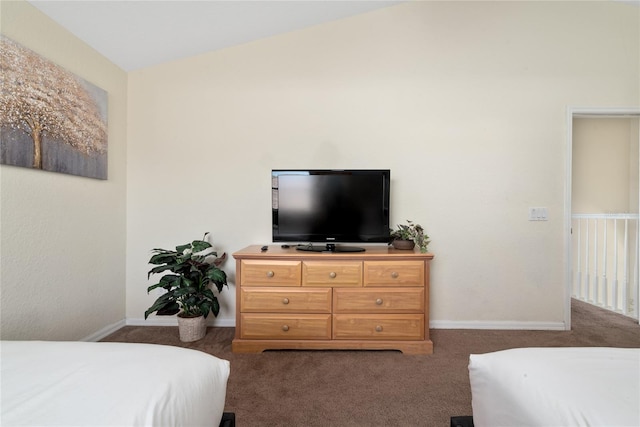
(566, 108), (640, 329)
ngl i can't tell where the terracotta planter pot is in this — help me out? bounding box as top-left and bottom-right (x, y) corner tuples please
(177, 315), (207, 342)
(392, 239), (415, 250)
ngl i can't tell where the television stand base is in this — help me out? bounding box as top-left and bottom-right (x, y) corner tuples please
(296, 243), (365, 253)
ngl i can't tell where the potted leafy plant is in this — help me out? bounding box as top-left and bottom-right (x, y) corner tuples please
(389, 220), (430, 253)
(144, 233), (227, 342)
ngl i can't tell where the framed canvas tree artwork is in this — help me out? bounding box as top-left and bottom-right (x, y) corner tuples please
(0, 35), (108, 179)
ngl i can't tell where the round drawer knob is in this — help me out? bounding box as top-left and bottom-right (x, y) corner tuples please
(329, 272), (337, 279)
(375, 298), (383, 305)
(282, 325), (289, 332)
(375, 325), (383, 332)
(282, 298), (290, 305)
(391, 272), (399, 279)
(266, 271), (274, 278)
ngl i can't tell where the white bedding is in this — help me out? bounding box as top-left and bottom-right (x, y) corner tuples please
(469, 347), (640, 427)
(1, 341), (230, 426)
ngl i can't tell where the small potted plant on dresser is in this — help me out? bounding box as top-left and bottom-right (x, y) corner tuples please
(389, 220), (430, 253)
(144, 233), (228, 342)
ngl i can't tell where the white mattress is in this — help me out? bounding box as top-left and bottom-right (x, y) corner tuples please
(469, 347), (640, 427)
(1, 341), (230, 426)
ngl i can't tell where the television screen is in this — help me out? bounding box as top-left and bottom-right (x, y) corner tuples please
(272, 170), (390, 251)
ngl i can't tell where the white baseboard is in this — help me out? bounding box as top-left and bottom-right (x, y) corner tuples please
(82, 319), (127, 342)
(129, 319), (566, 330)
(84, 318), (567, 340)
(126, 317), (235, 328)
(430, 320), (568, 331)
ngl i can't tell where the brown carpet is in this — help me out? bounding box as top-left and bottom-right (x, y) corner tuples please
(102, 299), (640, 426)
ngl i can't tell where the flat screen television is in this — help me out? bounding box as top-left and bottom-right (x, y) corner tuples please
(272, 169), (390, 252)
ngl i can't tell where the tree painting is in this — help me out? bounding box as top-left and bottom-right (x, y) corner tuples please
(0, 35), (108, 179)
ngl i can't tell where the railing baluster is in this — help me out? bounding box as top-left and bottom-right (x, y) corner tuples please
(603, 218), (608, 308)
(633, 221), (640, 322)
(594, 219), (599, 305)
(585, 218), (591, 302)
(576, 219), (582, 299)
(571, 213), (639, 321)
(623, 219), (629, 315)
(613, 218), (619, 312)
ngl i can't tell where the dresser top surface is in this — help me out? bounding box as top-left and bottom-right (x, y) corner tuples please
(233, 245), (434, 260)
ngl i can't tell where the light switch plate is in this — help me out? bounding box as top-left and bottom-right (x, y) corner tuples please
(529, 207), (548, 221)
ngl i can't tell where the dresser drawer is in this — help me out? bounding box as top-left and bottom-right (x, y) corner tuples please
(241, 260), (301, 286)
(363, 261), (424, 286)
(333, 314), (424, 340)
(240, 314), (331, 339)
(333, 288), (424, 313)
(302, 261), (362, 287)
(241, 287), (332, 313)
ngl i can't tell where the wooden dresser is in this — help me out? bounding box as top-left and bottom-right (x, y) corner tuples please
(232, 245), (434, 354)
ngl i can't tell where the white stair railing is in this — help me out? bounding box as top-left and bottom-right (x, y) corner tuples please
(572, 213), (639, 320)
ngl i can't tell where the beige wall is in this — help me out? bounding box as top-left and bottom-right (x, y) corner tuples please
(573, 118), (640, 214)
(0, 1), (128, 340)
(1, 1), (638, 339)
(127, 1), (639, 328)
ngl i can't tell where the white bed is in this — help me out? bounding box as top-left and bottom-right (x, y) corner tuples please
(1, 340), (230, 427)
(469, 347), (640, 427)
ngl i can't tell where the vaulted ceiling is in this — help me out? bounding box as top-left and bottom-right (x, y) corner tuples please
(28, 1), (403, 71)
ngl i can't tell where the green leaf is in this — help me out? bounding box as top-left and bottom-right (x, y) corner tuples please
(154, 292), (176, 303)
(150, 248), (176, 256)
(200, 301), (211, 318)
(174, 286), (197, 297)
(176, 252), (193, 264)
(211, 298), (220, 317)
(201, 288), (216, 301)
(183, 295), (198, 306)
(148, 264), (177, 278)
(181, 306), (200, 317)
(206, 267), (227, 283)
(144, 295), (177, 319)
(147, 283), (164, 293)
(175, 243), (192, 253)
(149, 252), (178, 265)
(159, 274), (180, 287)
(191, 240), (212, 253)
(156, 303), (180, 316)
